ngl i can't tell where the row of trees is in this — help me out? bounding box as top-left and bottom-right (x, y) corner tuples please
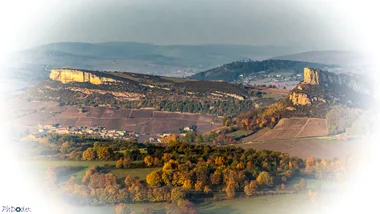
(53, 142), (349, 206)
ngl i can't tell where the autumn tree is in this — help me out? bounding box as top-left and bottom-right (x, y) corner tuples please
(210, 171), (221, 185)
(204, 185), (211, 194)
(123, 157), (132, 168)
(68, 151), (78, 160)
(306, 156), (315, 169)
(144, 155), (154, 167)
(163, 134), (179, 144)
(116, 159), (123, 169)
(244, 180), (257, 196)
(82, 148), (95, 160)
(146, 171), (162, 188)
(194, 181), (204, 192)
(225, 183), (235, 198)
(171, 187), (185, 203)
(60, 141), (71, 154)
(124, 175), (136, 188)
(256, 171), (273, 187)
(153, 157), (161, 167)
(182, 179), (192, 190)
(97, 147), (112, 161)
(214, 157), (224, 166)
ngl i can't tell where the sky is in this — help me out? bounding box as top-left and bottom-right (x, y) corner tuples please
(0, 0), (376, 54)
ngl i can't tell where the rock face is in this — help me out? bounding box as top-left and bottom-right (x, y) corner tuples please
(289, 92), (311, 105)
(303, 67), (370, 94)
(303, 67), (321, 85)
(303, 67), (344, 86)
(289, 67), (372, 106)
(49, 69), (119, 85)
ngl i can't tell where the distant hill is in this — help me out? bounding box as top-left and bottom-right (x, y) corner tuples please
(190, 59), (335, 82)
(271, 50), (370, 68)
(4, 42), (299, 81)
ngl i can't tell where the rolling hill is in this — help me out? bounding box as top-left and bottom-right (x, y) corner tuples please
(4, 42), (299, 81)
(24, 68), (283, 116)
(271, 50), (371, 75)
(190, 59), (337, 82)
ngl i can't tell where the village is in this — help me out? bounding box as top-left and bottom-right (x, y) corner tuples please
(237, 72), (304, 85)
(36, 123), (197, 143)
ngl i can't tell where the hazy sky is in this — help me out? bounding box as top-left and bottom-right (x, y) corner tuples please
(0, 0), (373, 52)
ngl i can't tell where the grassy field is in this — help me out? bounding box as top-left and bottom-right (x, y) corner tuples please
(70, 193), (325, 214)
(110, 167), (161, 180)
(226, 130), (252, 139)
(262, 93), (287, 100)
(239, 137), (360, 159)
(29, 160), (159, 182)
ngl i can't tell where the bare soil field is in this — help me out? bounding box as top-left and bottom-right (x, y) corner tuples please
(242, 118), (328, 143)
(9, 98), (222, 134)
(239, 138), (362, 159)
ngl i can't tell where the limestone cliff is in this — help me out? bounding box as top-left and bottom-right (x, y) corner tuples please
(49, 69), (119, 85)
(303, 67), (370, 94)
(289, 92), (311, 105)
(289, 67), (371, 106)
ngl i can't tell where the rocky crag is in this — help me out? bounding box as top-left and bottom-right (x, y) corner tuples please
(49, 69), (120, 85)
(289, 67), (371, 106)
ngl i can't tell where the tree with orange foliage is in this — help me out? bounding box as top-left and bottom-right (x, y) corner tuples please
(171, 187), (185, 203)
(256, 171), (273, 187)
(247, 161), (252, 167)
(214, 156), (224, 166)
(153, 157), (161, 167)
(68, 151), (77, 160)
(60, 141), (70, 154)
(82, 148), (95, 160)
(210, 171), (221, 185)
(96, 147), (112, 160)
(146, 171), (162, 188)
(162, 153), (172, 163)
(124, 175), (136, 188)
(306, 156), (315, 168)
(204, 185), (211, 194)
(144, 155), (154, 167)
(236, 162), (244, 170)
(162, 134), (179, 144)
(194, 180), (204, 191)
(123, 157), (132, 168)
(116, 159), (123, 169)
(241, 118), (249, 130)
(182, 179), (192, 190)
(225, 182), (235, 198)
(244, 180), (257, 196)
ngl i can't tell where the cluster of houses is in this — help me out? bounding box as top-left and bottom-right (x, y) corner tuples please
(37, 124), (139, 139)
(36, 124), (197, 143)
(237, 73), (303, 85)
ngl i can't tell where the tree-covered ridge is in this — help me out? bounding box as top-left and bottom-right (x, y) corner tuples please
(24, 69), (281, 116)
(191, 59), (332, 82)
